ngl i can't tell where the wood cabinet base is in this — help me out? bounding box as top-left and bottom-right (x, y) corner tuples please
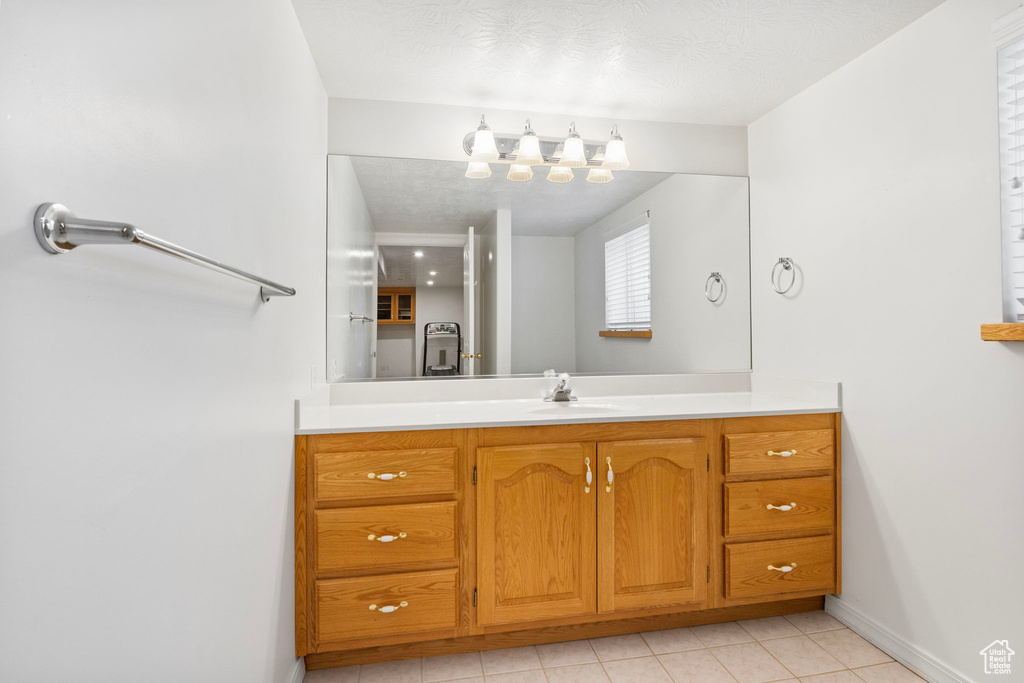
(305, 596), (824, 669)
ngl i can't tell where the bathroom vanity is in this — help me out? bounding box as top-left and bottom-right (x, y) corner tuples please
(293, 376), (841, 670)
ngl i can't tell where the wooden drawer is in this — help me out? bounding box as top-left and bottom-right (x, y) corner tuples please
(316, 569), (458, 643)
(724, 477), (834, 537)
(725, 536), (835, 599)
(725, 429), (833, 476)
(314, 448), (457, 502)
(315, 501), (457, 573)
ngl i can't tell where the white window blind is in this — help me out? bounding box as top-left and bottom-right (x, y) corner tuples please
(998, 36), (1024, 322)
(604, 219), (651, 330)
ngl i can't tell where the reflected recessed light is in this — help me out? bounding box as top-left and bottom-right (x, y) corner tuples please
(414, 251), (424, 257)
(429, 271), (438, 276)
(426, 280), (434, 285)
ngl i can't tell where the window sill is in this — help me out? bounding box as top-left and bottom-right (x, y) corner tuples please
(599, 330), (652, 339)
(980, 323), (1024, 341)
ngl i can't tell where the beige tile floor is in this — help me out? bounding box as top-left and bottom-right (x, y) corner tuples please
(303, 611), (925, 683)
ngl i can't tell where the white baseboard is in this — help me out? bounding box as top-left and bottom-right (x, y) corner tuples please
(825, 595), (972, 683)
(287, 658), (305, 683)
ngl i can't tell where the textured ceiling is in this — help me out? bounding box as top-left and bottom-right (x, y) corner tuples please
(292, 0), (942, 125)
(348, 155), (673, 237)
(379, 245), (465, 287)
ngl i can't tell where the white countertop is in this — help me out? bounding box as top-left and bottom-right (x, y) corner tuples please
(295, 374), (841, 435)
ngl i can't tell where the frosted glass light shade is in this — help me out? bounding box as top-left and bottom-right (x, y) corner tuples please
(602, 137), (629, 170)
(470, 128), (499, 162)
(547, 166), (574, 183)
(586, 168), (614, 183)
(507, 164), (534, 182)
(465, 162), (491, 179)
(560, 134), (587, 168)
(516, 131), (543, 166)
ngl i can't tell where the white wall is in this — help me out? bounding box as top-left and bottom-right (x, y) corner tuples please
(0, 2), (326, 683)
(416, 287), (465, 374)
(575, 175), (751, 374)
(327, 98), (748, 176)
(376, 324), (416, 377)
(327, 156), (376, 380)
(748, 0), (1024, 679)
(511, 236), (577, 374)
(478, 210), (513, 375)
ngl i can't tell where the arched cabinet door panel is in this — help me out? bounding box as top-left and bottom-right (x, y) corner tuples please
(476, 442), (597, 626)
(598, 438), (708, 613)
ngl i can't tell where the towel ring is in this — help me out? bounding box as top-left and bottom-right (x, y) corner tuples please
(771, 257), (795, 294)
(705, 272), (724, 303)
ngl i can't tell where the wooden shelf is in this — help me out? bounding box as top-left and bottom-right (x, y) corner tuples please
(980, 323), (1024, 341)
(599, 330), (652, 339)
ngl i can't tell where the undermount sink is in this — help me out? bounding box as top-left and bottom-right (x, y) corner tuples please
(527, 402), (637, 415)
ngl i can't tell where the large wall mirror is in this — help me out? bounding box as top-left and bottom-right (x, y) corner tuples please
(327, 154), (750, 380)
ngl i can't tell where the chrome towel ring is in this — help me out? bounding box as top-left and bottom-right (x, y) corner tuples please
(771, 257), (795, 294)
(705, 272), (725, 303)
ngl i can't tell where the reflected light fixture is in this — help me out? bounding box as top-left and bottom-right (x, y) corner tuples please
(515, 119), (543, 166)
(559, 122), (587, 168)
(413, 251), (424, 257)
(547, 166), (574, 183)
(429, 271), (438, 276)
(601, 124), (630, 170)
(586, 153), (613, 183)
(426, 280), (434, 285)
(507, 164), (534, 182)
(465, 162), (491, 179)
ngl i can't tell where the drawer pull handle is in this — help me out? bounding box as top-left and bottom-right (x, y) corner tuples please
(767, 563), (797, 573)
(766, 502), (796, 512)
(369, 601), (408, 613)
(605, 456), (613, 493)
(367, 532), (407, 542)
(767, 450), (796, 457)
(368, 471), (407, 480)
(585, 457), (592, 494)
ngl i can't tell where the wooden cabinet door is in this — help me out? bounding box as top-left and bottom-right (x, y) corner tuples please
(598, 439), (708, 613)
(477, 443), (597, 625)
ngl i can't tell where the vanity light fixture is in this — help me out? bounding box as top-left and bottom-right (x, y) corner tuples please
(465, 162), (491, 179)
(559, 122), (587, 168)
(547, 166), (574, 183)
(429, 271), (438, 276)
(587, 153), (614, 183)
(426, 280), (434, 285)
(601, 124), (630, 170)
(515, 120), (543, 166)
(469, 115), (499, 162)
(507, 164), (534, 182)
(413, 251), (424, 258)
(462, 115), (630, 185)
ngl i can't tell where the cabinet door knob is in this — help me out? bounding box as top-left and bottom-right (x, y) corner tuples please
(767, 563), (797, 573)
(368, 532), (407, 542)
(368, 471), (407, 480)
(369, 601), (408, 613)
(584, 457), (592, 494)
(767, 449), (797, 457)
(605, 456), (614, 493)
(766, 503), (796, 511)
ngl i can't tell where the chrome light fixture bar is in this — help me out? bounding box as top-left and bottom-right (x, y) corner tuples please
(462, 127), (622, 167)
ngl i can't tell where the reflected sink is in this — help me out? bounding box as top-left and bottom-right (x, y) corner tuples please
(528, 402), (637, 416)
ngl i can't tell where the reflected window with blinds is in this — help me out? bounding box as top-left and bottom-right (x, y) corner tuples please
(998, 35), (1024, 322)
(604, 215), (651, 331)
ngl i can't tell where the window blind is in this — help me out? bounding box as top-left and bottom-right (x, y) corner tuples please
(605, 221), (651, 330)
(998, 37), (1024, 322)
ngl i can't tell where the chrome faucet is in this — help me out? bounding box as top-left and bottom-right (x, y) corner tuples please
(545, 372), (578, 402)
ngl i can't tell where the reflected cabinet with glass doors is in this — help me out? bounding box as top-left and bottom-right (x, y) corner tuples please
(377, 287), (416, 325)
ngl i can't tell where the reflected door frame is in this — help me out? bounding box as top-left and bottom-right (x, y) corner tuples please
(374, 231), (473, 376)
